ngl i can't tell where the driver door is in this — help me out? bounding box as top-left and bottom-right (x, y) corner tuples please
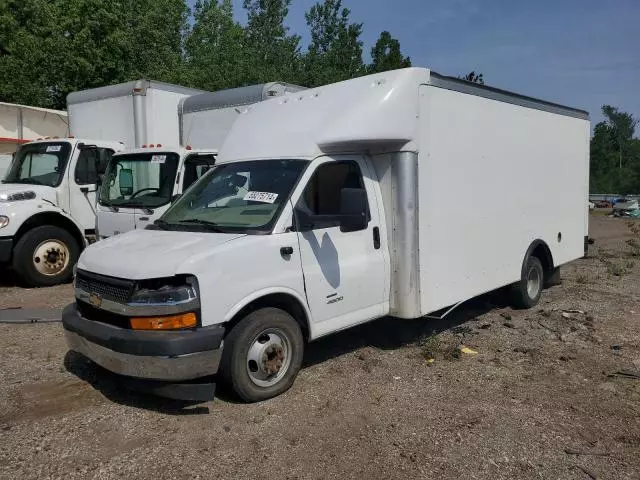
(68, 147), (113, 234)
(294, 156), (387, 335)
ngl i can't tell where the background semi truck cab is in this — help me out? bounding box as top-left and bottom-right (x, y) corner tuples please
(0, 138), (123, 286)
(96, 146), (216, 238)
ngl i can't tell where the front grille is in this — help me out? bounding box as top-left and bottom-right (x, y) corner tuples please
(77, 300), (131, 329)
(75, 270), (134, 303)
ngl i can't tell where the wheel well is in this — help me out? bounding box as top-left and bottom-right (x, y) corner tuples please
(15, 213), (85, 251)
(527, 240), (554, 279)
(227, 293), (310, 341)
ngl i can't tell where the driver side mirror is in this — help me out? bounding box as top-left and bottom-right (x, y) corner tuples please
(119, 168), (133, 196)
(339, 188), (368, 233)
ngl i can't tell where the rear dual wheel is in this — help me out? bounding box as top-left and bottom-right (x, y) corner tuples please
(510, 255), (544, 309)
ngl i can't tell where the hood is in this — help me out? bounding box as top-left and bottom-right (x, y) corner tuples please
(0, 183), (58, 205)
(77, 228), (246, 279)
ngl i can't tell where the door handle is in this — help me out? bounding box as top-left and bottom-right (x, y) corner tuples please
(139, 217), (149, 221)
(280, 246), (294, 257)
(373, 227), (380, 249)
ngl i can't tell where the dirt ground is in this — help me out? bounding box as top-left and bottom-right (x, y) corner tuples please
(1, 214), (639, 480)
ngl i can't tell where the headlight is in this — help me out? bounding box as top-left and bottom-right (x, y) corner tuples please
(0, 191), (36, 202)
(0, 216), (8, 229)
(130, 275), (199, 306)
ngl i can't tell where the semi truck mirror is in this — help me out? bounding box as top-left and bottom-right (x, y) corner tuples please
(339, 188), (368, 233)
(119, 168), (134, 196)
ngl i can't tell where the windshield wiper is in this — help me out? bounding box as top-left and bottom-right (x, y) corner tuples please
(7, 178), (45, 185)
(177, 218), (226, 232)
(152, 219), (170, 230)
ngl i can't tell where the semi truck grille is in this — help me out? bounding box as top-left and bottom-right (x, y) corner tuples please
(75, 270), (134, 303)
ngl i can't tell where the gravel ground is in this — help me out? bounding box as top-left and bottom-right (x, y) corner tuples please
(1, 214), (639, 480)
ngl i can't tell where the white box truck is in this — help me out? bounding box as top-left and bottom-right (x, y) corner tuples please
(95, 83), (305, 238)
(62, 68), (590, 402)
(0, 80), (206, 287)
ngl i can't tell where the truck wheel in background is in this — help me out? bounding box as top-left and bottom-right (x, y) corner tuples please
(219, 307), (304, 402)
(510, 255), (544, 309)
(12, 225), (80, 287)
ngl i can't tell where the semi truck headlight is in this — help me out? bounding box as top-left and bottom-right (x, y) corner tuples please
(0, 216), (8, 229)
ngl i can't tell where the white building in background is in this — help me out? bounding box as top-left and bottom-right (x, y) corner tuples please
(0, 102), (69, 178)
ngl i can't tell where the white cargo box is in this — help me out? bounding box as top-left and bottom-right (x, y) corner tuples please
(179, 82), (305, 149)
(67, 80), (207, 148)
(220, 68), (590, 318)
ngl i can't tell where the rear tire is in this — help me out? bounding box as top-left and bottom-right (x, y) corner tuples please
(510, 256), (544, 309)
(219, 308), (304, 402)
(12, 226), (79, 287)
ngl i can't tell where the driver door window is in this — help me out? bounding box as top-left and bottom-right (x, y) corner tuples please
(296, 161), (368, 227)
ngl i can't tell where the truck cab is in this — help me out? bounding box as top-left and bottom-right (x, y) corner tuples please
(96, 146), (216, 238)
(0, 137), (123, 286)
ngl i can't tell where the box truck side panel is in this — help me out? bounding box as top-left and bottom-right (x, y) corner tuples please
(182, 107), (244, 149)
(145, 89), (192, 147)
(68, 95), (135, 146)
(418, 84), (589, 313)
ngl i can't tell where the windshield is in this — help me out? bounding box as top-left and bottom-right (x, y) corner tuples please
(159, 159), (308, 234)
(3, 142), (71, 187)
(99, 152), (180, 208)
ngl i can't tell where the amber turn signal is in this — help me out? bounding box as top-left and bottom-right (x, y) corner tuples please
(130, 312), (197, 330)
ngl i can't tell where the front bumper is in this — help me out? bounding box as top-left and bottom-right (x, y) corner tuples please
(0, 236), (13, 263)
(62, 303), (225, 382)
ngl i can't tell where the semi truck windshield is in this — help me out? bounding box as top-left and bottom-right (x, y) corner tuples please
(99, 152), (180, 208)
(3, 142), (72, 187)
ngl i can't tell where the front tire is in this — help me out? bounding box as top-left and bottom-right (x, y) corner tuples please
(12, 225), (79, 287)
(219, 308), (304, 402)
(510, 256), (544, 309)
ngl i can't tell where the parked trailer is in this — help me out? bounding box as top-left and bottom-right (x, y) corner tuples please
(0, 80), (207, 287)
(95, 83), (305, 238)
(62, 68), (589, 402)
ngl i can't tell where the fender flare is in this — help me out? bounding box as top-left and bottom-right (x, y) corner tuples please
(223, 287), (313, 332)
(14, 207), (87, 249)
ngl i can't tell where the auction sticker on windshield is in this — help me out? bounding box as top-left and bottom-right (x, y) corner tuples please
(244, 191), (278, 204)
(46, 145), (62, 152)
(151, 155), (166, 164)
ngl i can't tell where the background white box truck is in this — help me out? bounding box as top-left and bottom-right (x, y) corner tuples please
(0, 80), (206, 287)
(95, 82), (305, 238)
(62, 68), (590, 402)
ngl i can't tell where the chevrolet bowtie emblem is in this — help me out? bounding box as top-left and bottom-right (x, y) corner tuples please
(89, 292), (102, 308)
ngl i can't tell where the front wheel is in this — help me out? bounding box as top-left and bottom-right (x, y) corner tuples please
(510, 256), (544, 309)
(12, 225), (80, 287)
(219, 308), (304, 402)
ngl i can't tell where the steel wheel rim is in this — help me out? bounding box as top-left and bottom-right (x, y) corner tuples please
(526, 265), (541, 298)
(246, 328), (292, 388)
(33, 239), (70, 276)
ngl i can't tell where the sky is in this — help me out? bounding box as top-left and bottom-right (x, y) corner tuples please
(191, 0), (640, 127)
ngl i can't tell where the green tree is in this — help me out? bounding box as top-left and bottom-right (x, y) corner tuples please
(590, 105), (639, 194)
(460, 71), (484, 84)
(368, 31), (411, 74)
(183, 0), (247, 90)
(0, 0), (188, 109)
(242, 0), (301, 84)
(302, 0), (364, 87)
